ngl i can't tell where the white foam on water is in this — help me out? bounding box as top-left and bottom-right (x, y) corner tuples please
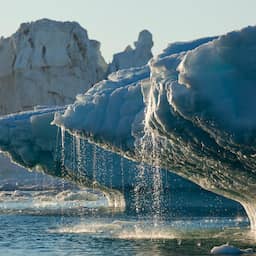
(53, 222), (123, 234)
(116, 225), (176, 240)
(49, 215), (256, 244)
(52, 220), (177, 240)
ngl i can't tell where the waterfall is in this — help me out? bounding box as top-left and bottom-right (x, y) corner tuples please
(134, 83), (165, 223)
(120, 157), (125, 195)
(134, 164), (146, 214)
(60, 127), (66, 177)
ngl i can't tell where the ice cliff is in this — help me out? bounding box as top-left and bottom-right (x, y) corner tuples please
(0, 19), (108, 115)
(0, 20), (153, 115)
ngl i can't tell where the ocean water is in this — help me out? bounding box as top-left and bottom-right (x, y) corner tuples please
(0, 190), (256, 256)
(1, 214), (256, 256)
(0, 160), (255, 256)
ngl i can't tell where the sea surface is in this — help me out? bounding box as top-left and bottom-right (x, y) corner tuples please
(0, 159), (255, 256)
(0, 189), (256, 256)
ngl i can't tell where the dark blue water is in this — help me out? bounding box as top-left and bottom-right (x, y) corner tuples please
(0, 213), (255, 256)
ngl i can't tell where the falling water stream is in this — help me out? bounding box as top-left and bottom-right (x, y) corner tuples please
(136, 84), (165, 227)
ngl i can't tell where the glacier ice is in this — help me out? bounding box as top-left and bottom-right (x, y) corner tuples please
(0, 20), (155, 116)
(0, 19), (108, 115)
(53, 26), (256, 228)
(0, 26), (256, 225)
(211, 244), (253, 255)
(176, 26), (256, 149)
(108, 30), (153, 73)
(0, 106), (240, 215)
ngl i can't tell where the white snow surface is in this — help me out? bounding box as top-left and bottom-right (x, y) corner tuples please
(0, 19), (108, 115)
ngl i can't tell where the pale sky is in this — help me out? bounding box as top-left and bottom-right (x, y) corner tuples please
(0, 0), (255, 61)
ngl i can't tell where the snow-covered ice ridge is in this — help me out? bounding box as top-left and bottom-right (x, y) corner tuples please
(1, 26), (256, 227)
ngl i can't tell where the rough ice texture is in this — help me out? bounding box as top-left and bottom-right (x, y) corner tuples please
(55, 65), (149, 150)
(0, 19), (108, 115)
(108, 30), (153, 73)
(54, 35), (218, 151)
(176, 26), (256, 148)
(0, 21), (155, 115)
(1, 26), (256, 227)
(56, 26), (256, 156)
(0, 107), (64, 175)
(53, 26), (256, 228)
(158, 36), (217, 58)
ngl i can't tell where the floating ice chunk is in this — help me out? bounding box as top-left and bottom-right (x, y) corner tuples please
(211, 244), (253, 255)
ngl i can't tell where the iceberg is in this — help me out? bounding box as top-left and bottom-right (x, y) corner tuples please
(0, 19), (108, 115)
(211, 244), (253, 255)
(108, 30), (153, 73)
(0, 26), (256, 226)
(53, 26), (256, 228)
(0, 19), (154, 116)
